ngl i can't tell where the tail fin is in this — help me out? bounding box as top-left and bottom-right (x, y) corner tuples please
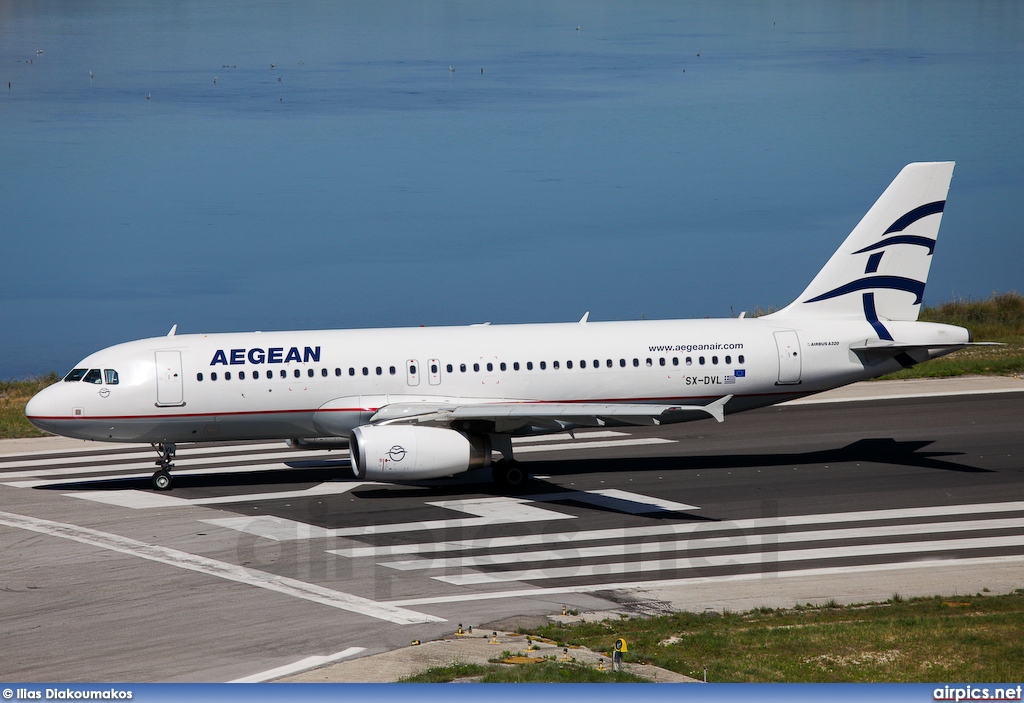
(769, 162), (955, 327)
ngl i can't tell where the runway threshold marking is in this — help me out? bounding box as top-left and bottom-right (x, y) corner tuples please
(376, 516), (1024, 572)
(383, 554), (1024, 608)
(329, 499), (1024, 558)
(0, 510), (443, 625)
(229, 646), (366, 683)
(202, 496), (575, 541)
(5, 433), (669, 489)
(434, 534), (1024, 585)
(64, 481), (374, 509)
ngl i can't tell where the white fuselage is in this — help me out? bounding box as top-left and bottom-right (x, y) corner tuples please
(25, 315), (969, 444)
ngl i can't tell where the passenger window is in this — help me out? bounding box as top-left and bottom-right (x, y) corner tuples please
(672, 357), (679, 366)
(239, 371), (246, 380)
(647, 358), (653, 367)
(606, 359), (612, 368)
(473, 363), (480, 372)
(390, 366), (396, 375)
(699, 357), (705, 365)
(500, 362), (506, 371)
(335, 368), (342, 376)
(566, 360), (573, 369)
(725, 355), (731, 364)
(349, 368), (355, 376)
(225, 372), (232, 381)
(686, 357), (692, 366)
(64, 368), (89, 382)
(253, 370), (260, 379)
(280, 369), (287, 378)
(659, 358), (666, 367)
(104, 369), (119, 385)
(514, 362), (520, 371)
(619, 359), (626, 367)
(527, 362), (534, 370)
(362, 367), (369, 376)
(580, 360), (586, 369)
(83, 369), (103, 384)
(460, 364), (467, 372)
(410, 365), (417, 375)
(593, 359), (599, 368)
(197, 373), (204, 382)
(308, 369), (315, 377)
(322, 368), (328, 377)
(712, 356), (718, 365)
(739, 355), (745, 364)
(294, 369), (301, 378)
(446, 364), (453, 373)
(376, 367), (382, 375)
(211, 372), (218, 381)
(632, 359), (639, 367)
(540, 361), (546, 370)
(486, 362), (493, 372)
(553, 361), (560, 369)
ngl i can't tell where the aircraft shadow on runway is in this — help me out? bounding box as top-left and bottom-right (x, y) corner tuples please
(33, 437), (985, 499)
(527, 437), (988, 477)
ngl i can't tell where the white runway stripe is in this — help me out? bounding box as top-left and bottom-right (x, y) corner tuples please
(229, 647), (366, 683)
(0, 447), (341, 480)
(330, 500), (1024, 558)
(5, 460), (348, 489)
(0, 441), (285, 469)
(0, 510), (443, 625)
(65, 481), (374, 509)
(435, 534), (1024, 585)
(203, 496), (576, 540)
(378, 517), (1024, 571)
(384, 554), (1024, 608)
(513, 437), (674, 454)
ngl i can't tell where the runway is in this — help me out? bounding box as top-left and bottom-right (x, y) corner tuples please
(1, 379), (1022, 681)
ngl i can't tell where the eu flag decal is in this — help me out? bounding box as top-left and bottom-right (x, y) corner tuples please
(734, 369), (746, 378)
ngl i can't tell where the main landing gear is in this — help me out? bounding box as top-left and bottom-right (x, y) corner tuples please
(489, 434), (529, 492)
(491, 459), (528, 491)
(151, 442), (176, 491)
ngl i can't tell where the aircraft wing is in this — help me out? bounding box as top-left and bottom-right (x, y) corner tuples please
(370, 395), (732, 430)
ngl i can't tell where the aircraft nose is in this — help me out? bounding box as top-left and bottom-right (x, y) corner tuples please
(25, 388), (56, 432)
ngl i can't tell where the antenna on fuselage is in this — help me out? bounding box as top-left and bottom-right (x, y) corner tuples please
(578, 311), (590, 324)
(167, 324), (177, 337)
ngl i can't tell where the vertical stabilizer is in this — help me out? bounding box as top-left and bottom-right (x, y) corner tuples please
(769, 162), (955, 327)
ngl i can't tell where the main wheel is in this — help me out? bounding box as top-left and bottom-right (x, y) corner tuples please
(492, 460), (528, 492)
(152, 470), (172, 491)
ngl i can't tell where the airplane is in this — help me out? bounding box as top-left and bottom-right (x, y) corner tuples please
(26, 162), (979, 492)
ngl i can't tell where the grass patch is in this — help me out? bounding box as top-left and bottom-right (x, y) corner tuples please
(880, 292), (1024, 379)
(399, 660), (649, 683)
(526, 591), (1024, 682)
(0, 373), (58, 439)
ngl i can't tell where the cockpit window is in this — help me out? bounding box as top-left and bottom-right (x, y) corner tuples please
(104, 369), (119, 385)
(64, 369), (88, 382)
(83, 369), (103, 384)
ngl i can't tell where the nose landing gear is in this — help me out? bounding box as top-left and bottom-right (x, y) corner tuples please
(151, 443), (176, 490)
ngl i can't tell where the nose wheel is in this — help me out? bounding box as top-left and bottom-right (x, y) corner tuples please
(151, 443), (176, 491)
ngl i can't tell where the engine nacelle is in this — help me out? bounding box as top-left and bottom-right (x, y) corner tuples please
(350, 425), (491, 481)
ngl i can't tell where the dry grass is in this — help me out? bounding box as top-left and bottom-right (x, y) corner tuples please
(528, 591), (1024, 682)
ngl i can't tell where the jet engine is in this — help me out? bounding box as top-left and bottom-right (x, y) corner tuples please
(349, 425), (491, 481)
